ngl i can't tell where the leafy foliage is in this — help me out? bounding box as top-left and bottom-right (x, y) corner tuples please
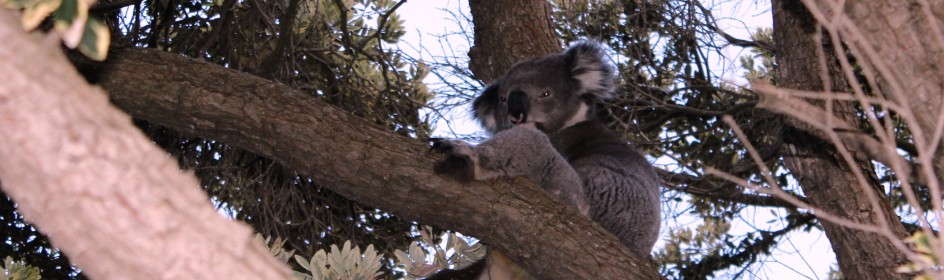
(257, 234), (297, 264)
(393, 227), (483, 279)
(1, 0), (109, 59)
(0, 256), (41, 280)
(294, 240), (384, 280)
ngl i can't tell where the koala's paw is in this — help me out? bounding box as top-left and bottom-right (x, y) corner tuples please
(428, 138), (478, 182)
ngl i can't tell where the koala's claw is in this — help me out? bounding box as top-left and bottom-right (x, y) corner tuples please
(428, 138), (477, 181)
(428, 138), (454, 153)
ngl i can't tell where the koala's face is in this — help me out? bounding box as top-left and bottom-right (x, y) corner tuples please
(476, 59), (584, 134)
(473, 42), (615, 135)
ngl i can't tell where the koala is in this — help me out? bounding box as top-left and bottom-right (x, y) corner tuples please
(427, 41), (661, 279)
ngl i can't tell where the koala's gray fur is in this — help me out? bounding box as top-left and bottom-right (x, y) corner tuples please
(429, 41), (660, 279)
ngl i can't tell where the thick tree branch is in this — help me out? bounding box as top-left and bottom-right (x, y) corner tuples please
(86, 47), (662, 279)
(0, 10), (292, 279)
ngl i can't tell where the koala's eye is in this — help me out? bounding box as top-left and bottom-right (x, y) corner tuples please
(540, 91), (551, 98)
(500, 96), (507, 102)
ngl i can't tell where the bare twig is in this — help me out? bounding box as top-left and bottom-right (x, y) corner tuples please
(752, 83), (911, 177)
(799, 1), (944, 261)
(715, 116), (916, 261)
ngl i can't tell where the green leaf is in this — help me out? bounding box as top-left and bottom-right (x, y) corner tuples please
(77, 17), (110, 61)
(1, 256), (41, 280)
(52, 0), (88, 48)
(21, 0), (62, 30)
(0, 0), (47, 9)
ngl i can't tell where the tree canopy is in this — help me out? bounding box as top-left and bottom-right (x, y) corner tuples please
(1, 0), (943, 279)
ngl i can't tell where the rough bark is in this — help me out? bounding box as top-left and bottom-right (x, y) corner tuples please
(772, 1), (910, 279)
(467, 0), (561, 83)
(0, 10), (293, 280)
(83, 47), (662, 279)
(801, 0), (944, 186)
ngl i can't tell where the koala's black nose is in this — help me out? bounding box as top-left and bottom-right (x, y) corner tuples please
(507, 90), (529, 124)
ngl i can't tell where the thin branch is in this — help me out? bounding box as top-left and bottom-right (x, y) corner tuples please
(710, 116), (881, 234)
(716, 115), (918, 263)
(657, 168), (806, 208)
(752, 83), (912, 177)
(680, 214), (816, 279)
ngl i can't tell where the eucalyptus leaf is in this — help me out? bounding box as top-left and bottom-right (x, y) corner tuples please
(21, 0), (61, 30)
(52, 0), (88, 48)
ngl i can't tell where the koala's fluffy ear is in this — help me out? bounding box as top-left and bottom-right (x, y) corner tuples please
(564, 41), (615, 101)
(472, 81), (502, 134)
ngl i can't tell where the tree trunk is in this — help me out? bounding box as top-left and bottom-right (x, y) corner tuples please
(771, 1), (910, 278)
(467, 0), (561, 83)
(803, 0), (944, 193)
(74, 46), (663, 279)
(0, 10), (293, 280)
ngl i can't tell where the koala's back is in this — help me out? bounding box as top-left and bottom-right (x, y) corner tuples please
(549, 120), (661, 257)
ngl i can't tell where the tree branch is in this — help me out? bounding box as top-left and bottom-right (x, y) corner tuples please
(84, 47), (662, 279)
(658, 169), (806, 208)
(682, 214), (816, 279)
(0, 10), (292, 279)
(753, 83), (913, 177)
